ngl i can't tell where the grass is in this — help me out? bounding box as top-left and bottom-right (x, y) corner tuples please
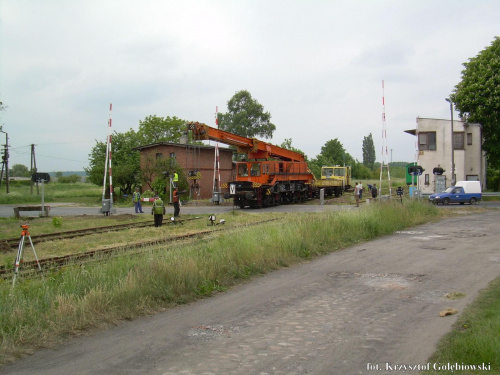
(0, 200), (440, 364)
(0, 181), (125, 205)
(422, 276), (500, 374)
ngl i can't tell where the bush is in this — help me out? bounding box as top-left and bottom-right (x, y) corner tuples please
(57, 175), (82, 184)
(486, 168), (499, 191)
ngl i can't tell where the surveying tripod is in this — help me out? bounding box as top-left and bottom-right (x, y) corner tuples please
(12, 224), (42, 287)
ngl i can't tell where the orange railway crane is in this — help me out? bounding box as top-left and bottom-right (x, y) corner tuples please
(186, 121), (315, 208)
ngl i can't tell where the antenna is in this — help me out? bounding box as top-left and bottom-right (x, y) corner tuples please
(379, 80), (392, 198)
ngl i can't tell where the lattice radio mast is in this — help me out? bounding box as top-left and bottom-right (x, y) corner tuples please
(379, 80), (392, 198)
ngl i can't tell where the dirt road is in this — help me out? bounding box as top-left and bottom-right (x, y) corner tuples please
(3, 210), (499, 375)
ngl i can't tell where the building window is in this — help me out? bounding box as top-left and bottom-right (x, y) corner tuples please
(418, 132), (436, 150)
(156, 153), (163, 159)
(467, 133), (473, 145)
(453, 132), (464, 149)
(425, 174), (430, 185)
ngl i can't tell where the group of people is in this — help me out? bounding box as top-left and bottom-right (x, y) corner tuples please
(132, 186), (182, 227)
(354, 181), (378, 207)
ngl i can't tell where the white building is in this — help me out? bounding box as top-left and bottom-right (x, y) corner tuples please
(405, 117), (486, 194)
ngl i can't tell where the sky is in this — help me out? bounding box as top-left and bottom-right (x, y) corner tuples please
(0, 0), (499, 173)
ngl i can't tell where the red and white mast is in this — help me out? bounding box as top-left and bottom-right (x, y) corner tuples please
(379, 81), (392, 197)
(102, 103), (113, 205)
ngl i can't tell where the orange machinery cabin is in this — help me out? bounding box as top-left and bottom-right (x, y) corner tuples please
(234, 160), (315, 186)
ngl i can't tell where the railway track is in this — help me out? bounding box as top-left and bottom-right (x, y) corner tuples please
(1, 218), (280, 280)
(1, 217), (200, 250)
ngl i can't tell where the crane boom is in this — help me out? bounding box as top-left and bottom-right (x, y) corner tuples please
(186, 121), (305, 162)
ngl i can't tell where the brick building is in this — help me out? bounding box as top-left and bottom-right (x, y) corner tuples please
(134, 142), (234, 199)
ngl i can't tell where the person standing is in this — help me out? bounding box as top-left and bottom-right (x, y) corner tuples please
(152, 195), (165, 227)
(358, 181), (364, 200)
(173, 172), (179, 188)
(371, 183), (378, 199)
(354, 182), (360, 207)
(173, 188), (180, 217)
(133, 188), (144, 213)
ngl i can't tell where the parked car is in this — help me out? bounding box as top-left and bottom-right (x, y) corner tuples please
(428, 181), (482, 205)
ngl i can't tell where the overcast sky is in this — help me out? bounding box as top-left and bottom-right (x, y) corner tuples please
(0, 0), (498, 173)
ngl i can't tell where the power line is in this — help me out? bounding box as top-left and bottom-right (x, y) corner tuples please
(36, 154), (88, 163)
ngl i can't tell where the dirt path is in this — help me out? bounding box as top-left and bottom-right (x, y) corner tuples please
(3, 211), (499, 375)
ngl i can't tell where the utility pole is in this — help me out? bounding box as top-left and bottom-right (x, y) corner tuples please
(445, 98), (455, 186)
(30, 144), (39, 195)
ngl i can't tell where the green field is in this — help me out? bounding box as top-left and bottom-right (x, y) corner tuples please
(0, 181), (104, 205)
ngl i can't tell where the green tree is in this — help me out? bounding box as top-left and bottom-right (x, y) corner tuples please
(320, 138), (353, 166)
(58, 174), (81, 183)
(280, 138), (307, 160)
(137, 115), (186, 144)
(9, 164), (30, 177)
(362, 133), (376, 170)
(308, 154), (332, 179)
(451, 37), (500, 189)
(85, 129), (141, 195)
(307, 139), (355, 179)
(351, 162), (372, 179)
(218, 90), (276, 139)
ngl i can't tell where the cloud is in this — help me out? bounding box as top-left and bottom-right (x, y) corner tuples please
(1, 0), (499, 172)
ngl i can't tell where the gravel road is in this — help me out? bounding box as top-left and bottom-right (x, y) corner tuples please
(2, 210), (499, 375)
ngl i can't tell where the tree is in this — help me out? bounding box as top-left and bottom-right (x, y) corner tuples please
(58, 174), (81, 183)
(218, 90), (276, 139)
(137, 115), (186, 144)
(9, 164), (30, 177)
(362, 133), (376, 170)
(320, 139), (353, 166)
(308, 154), (332, 179)
(307, 139), (355, 179)
(85, 129), (141, 195)
(86, 115), (192, 195)
(451, 37), (500, 188)
(280, 138), (307, 160)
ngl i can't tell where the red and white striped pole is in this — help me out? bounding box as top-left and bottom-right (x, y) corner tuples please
(102, 104), (111, 200)
(213, 143), (221, 193)
(379, 80), (392, 197)
(215, 105), (219, 127)
(108, 103), (113, 204)
(101, 103), (113, 207)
